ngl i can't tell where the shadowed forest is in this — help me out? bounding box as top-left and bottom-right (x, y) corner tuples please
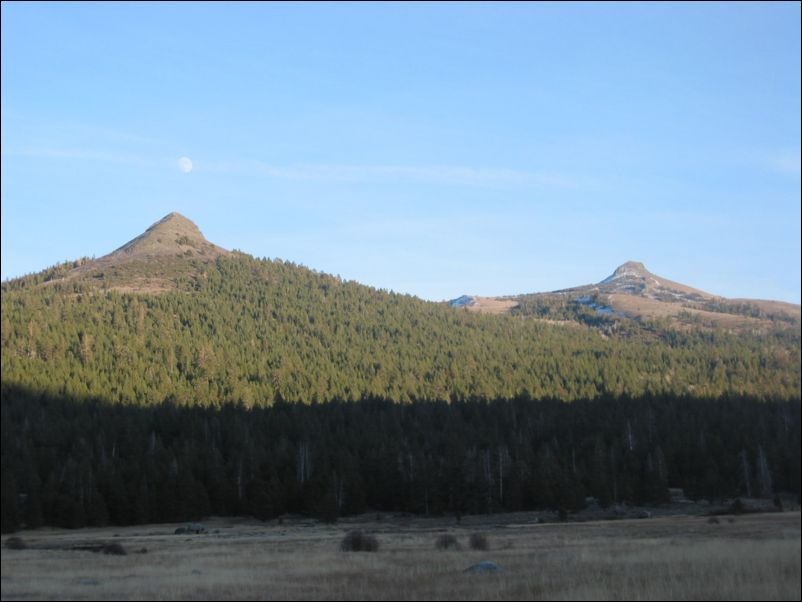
(2, 384), (799, 532)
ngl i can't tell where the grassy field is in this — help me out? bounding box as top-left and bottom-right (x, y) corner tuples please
(2, 511), (799, 600)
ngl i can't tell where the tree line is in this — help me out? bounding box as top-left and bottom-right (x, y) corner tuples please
(2, 384), (799, 532)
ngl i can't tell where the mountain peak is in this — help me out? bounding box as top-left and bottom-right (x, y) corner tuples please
(157, 211), (195, 225)
(54, 212), (231, 292)
(143, 211), (204, 239)
(104, 212), (227, 261)
(590, 259), (723, 304)
(601, 261), (652, 285)
(611, 260), (649, 277)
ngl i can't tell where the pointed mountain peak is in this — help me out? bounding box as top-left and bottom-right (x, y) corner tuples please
(101, 212), (228, 263)
(595, 260), (717, 301)
(56, 212), (230, 292)
(154, 211), (195, 224)
(612, 261), (649, 276)
(144, 211), (204, 238)
(601, 261), (652, 284)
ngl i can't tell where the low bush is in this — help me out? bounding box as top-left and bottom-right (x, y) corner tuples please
(5, 536), (27, 550)
(340, 531), (379, 552)
(102, 543), (127, 555)
(469, 533), (489, 551)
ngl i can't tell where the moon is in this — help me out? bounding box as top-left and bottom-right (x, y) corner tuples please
(178, 157), (193, 173)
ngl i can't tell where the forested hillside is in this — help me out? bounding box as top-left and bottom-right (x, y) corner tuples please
(2, 222), (800, 533)
(2, 253), (800, 406)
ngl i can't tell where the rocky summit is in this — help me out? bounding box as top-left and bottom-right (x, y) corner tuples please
(94, 212), (229, 264)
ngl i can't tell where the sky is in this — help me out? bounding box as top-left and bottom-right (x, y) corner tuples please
(2, 2), (800, 303)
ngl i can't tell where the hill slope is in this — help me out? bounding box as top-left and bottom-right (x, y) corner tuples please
(2, 213), (800, 533)
(2, 214), (800, 405)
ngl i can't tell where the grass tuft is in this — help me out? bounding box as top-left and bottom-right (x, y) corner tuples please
(435, 534), (461, 550)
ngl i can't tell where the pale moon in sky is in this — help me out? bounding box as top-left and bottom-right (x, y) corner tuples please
(178, 157), (193, 173)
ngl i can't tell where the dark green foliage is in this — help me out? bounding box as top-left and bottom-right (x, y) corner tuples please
(0, 466), (20, 533)
(1, 252), (800, 531)
(0, 258), (93, 291)
(1, 384), (799, 530)
(702, 300), (799, 325)
(1, 253), (799, 407)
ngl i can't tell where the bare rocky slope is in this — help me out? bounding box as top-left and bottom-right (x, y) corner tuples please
(58, 212), (230, 293)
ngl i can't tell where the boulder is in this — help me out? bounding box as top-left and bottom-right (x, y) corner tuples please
(464, 560), (503, 574)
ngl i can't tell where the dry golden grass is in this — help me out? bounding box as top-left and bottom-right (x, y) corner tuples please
(462, 296), (520, 314)
(2, 512), (799, 600)
(607, 294), (773, 330)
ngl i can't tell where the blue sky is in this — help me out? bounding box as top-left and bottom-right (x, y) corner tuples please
(2, 2), (800, 302)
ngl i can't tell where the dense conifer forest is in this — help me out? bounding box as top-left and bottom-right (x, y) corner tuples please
(1, 252), (800, 532)
(2, 384), (799, 533)
(2, 253), (800, 405)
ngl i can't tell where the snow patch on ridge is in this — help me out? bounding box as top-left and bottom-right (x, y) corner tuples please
(449, 295), (476, 308)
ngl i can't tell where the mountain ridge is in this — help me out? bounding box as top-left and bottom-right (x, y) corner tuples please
(2, 212), (799, 406)
(451, 260), (800, 329)
(5, 213), (797, 316)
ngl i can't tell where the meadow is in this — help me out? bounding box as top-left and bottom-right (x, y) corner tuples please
(2, 511), (799, 601)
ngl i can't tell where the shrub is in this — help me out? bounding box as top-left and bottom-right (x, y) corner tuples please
(340, 531), (379, 552)
(5, 536), (27, 550)
(469, 533), (489, 551)
(101, 543), (127, 555)
(435, 534), (461, 550)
